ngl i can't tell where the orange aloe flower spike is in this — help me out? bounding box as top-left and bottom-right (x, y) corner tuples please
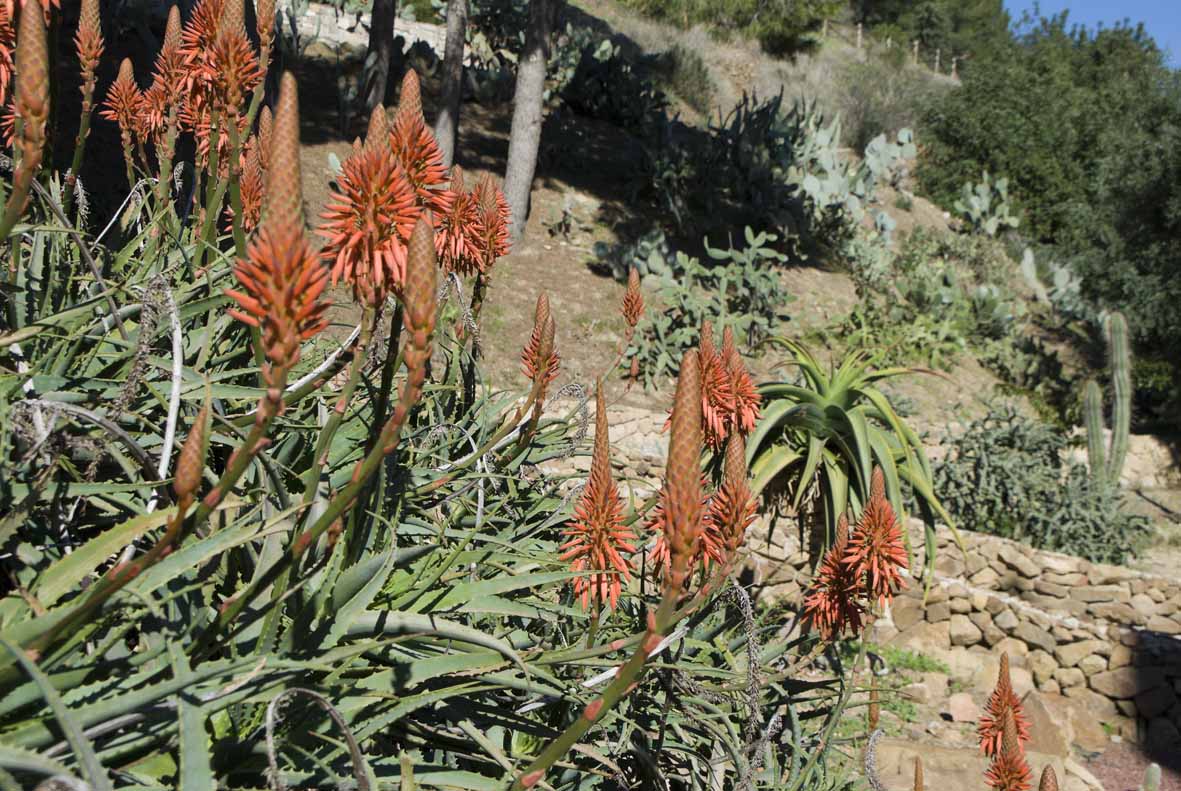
(984, 708), (1032, 791)
(844, 467), (908, 607)
(698, 321), (736, 449)
(978, 652), (1032, 757)
(559, 383), (635, 610)
(802, 515), (866, 641)
(664, 350), (705, 593)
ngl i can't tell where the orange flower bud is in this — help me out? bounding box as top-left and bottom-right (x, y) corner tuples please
(665, 350), (703, 588)
(14, 0), (49, 143)
(174, 403), (210, 501)
(622, 266), (643, 330)
(265, 72), (303, 231)
(1037, 767), (1057, 791)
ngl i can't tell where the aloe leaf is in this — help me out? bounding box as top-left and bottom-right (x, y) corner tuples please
(169, 642), (214, 791)
(0, 636), (113, 791)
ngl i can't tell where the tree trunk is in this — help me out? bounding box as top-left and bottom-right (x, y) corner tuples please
(365, 0), (398, 111)
(502, 0), (556, 242)
(434, 0), (468, 168)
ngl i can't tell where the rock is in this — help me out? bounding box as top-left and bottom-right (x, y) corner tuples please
(1090, 602), (1142, 624)
(891, 597), (924, 632)
(1147, 615), (1181, 634)
(982, 624), (1007, 647)
(1105, 642), (1132, 668)
(1029, 650), (1058, 685)
(1022, 691), (1073, 757)
(1054, 667), (1086, 689)
(1065, 685), (1120, 720)
(994, 609), (1019, 632)
(927, 601), (951, 623)
(1134, 684), (1177, 719)
(892, 621), (951, 653)
(1147, 717), (1181, 754)
(1042, 679), (1061, 694)
(1055, 640), (1106, 668)
(969, 610), (993, 630)
(1035, 580), (1069, 598)
(999, 545), (1040, 578)
(1013, 621), (1056, 654)
(994, 637), (1029, 664)
(947, 692), (981, 723)
(1045, 572), (1088, 586)
(872, 739), (1065, 791)
(901, 673), (949, 706)
(1039, 554), (1081, 575)
(1089, 666), (1167, 699)
(985, 596), (1008, 616)
(972, 567), (1001, 587)
(1078, 654), (1106, 677)
(950, 614), (983, 646)
(971, 591), (990, 611)
(950, 597), (971, 614)
(1063, 758), (1105, 791)
(1131, 593), (1159, 617)
(1088, 566), (1138, 585)
(1072, 584), (1130, 603)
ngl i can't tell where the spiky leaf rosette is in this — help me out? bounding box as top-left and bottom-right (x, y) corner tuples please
(978, 652), (1031, 756)
(560, 384), (635, 610)
(318, 141), (419, 305)
(985, 708), (1032, 791)
(433, 165), (484, 276)
(390, 69), (447, 209)
(802, 515), (866, 641)
(845, 467), (908, 606)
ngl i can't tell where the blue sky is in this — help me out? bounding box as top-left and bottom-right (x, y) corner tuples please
(1004, 1), (1180, 66)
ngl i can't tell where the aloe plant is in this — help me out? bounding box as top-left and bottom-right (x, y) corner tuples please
(746, 340), (958, 574)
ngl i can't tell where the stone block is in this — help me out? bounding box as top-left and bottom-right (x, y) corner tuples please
(1147, 614), (1181, 635)
(1055, 640), (1106, 668)
(926, 600), (951, 623)
(1089, 665), (1167, 699)
(1078, 654), (1106, 677)
(1013, 621), (1056, 654)
(1071, 584), (1130, 603)
(950, 614), (983, 646)
(1035, 580), (1069, 598)
(994, 609), (1018, 632)
(1022, 691), (1073, 757)
(1054, 667), (1086, 688)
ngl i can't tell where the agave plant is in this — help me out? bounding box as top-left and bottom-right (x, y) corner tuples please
(746, 340), (959, 575)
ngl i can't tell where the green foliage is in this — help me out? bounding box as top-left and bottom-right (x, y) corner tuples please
(953, 171), (1018, 237)
(621, 0), (842, 56)
(746, 341), (956, 572)
(653, 44), (715, 116)
(552, 32), (669, 132)
(934, 404), (1151, 563)
(918, 13), (1181, 363)
(834, 228), (1023, 371)
(625, 228), (795, 385)
(839, 58), (951, 152)
(856, 0), (1012, 72)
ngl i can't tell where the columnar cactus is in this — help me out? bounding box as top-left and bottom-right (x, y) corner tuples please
(1083, 312), (1131, 487)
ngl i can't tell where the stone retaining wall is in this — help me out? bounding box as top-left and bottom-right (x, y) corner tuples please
(747, 520), (1181, 751)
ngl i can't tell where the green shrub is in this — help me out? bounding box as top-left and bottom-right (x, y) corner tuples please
(934, 404), (1151, 563)
(839, 58), (951, 152)
(625, 228), (795, 385)
(654, 44), (715, 116)
(620, 0), (842, 56)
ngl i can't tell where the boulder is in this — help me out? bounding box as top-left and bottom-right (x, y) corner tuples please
(872, 739), (1065, 791)
(994, 609), (1019, 632)
(1013, 621), (1056, 654)
(927, 601), (951, 623)
(1071, 584), (1130, 603)
(892, 621), (951, 653)
(891, 597), (924, 632)
(950, 614), (983, 646)
(947, 692), (980, 723)
(1029, 650), (1058, 685)
(1089, 665), (1167, 699)
(1021, 691), (1073, 758)
(1054, 640), (1105, 668)
(1054, 667), (1085, 689)
(1063, 686), (1119, 720)
(1147, 615), (1181, 635)
(1078, 654), (1106, 677)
